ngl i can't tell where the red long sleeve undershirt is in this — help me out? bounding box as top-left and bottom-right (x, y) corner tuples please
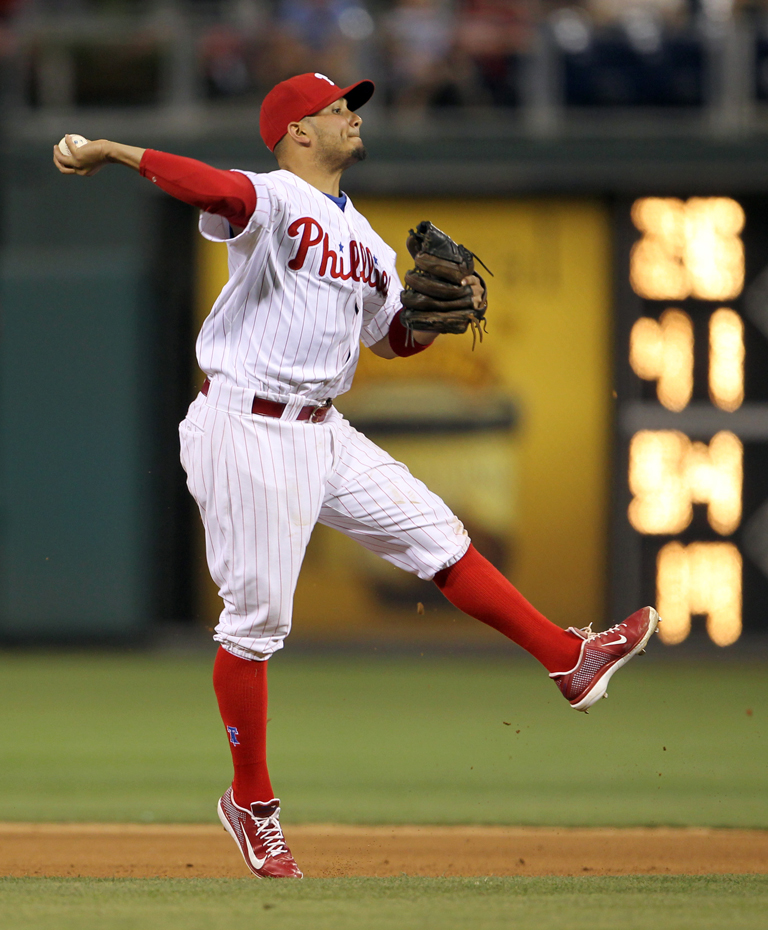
(139, 150), (430, 355)
(388, 309), (430, 357)
(139, 149), (257, 230)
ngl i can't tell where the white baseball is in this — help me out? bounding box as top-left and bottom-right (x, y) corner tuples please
(58, 134), (89, 156)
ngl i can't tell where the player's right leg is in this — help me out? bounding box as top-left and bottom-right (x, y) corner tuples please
(179, 393), (332, 876)
(179, 394), (332, 661)
(212, 647), (302, 878)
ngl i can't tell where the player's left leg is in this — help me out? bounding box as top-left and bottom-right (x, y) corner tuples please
(320, 413), (657, 711)
(319, 414), (579, 671)
(434, 545), (658, 711)
(433, 543), (582, 672)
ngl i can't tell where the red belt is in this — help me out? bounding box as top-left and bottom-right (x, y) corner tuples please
(201, 379), (332, 423)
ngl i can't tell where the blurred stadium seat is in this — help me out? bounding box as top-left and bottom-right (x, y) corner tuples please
(0, 0), (763, 128)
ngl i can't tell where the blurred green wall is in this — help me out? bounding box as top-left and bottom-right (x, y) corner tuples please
(0, 151), (156, 639)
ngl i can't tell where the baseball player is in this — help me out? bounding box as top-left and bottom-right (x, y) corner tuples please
(54, 72), (659, 880)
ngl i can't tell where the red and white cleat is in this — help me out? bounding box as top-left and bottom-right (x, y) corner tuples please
(550, 607), (660, 712)
(217, 787), (303, 878)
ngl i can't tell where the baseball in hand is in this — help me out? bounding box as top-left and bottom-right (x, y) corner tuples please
(58, 134), (89, 156)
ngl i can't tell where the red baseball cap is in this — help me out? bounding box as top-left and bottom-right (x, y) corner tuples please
(259, 72), (375, 152)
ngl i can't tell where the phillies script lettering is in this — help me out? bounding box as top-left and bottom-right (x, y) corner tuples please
(287, 217), (389, 296)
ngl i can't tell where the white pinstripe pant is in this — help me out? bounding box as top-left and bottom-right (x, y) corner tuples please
(179, 392), (470, 660)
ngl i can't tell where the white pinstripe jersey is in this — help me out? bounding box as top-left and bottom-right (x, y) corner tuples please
(197, 169), (401, 404)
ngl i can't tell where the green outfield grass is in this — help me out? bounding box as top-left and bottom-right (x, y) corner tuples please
(0, 650), (765, 826)
(1, 876), (767, 930)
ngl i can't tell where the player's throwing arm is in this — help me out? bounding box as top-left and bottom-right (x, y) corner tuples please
(53, 135), (146, 176)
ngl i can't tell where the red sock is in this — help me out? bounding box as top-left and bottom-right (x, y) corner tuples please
(434, 544), (581, 673)
(212, 646), (274, 807)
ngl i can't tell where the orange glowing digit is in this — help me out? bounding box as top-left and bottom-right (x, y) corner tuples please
(656, 542), (742, 646)
(631, 198), (745, 301)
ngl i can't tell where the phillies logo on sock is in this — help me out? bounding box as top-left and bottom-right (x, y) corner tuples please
(226, 726), (240, 746)
(287, 217), (390, 296)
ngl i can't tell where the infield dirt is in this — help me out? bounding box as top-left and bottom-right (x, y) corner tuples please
(1, 824), (766, 878)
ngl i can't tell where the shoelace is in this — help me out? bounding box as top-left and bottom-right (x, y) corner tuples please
(569, 622), (594, 642)
(252, 813), (290, 858)
(570, 621), (628, 644)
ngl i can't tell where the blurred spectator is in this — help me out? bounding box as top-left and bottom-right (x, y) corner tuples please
(200, 0), (271, 99)
(202, 26), (254, 98)
(271, 0), (375, 87)
(588, 0), (688, 27)
(0, 0), (20, 101)
(456, 0), (535, 106)
(382, 0), (462, 114)
(550, 0), (704, 106)
(752, 0), (768, 102)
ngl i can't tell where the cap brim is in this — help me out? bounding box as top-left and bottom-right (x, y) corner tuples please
(339, 79), (375, 111)
(309, 79), (375, 118)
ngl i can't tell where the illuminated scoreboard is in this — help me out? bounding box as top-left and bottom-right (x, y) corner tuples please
(612, 196), (768, 646)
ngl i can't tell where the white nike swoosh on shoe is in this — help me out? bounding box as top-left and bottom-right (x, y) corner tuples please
(242, 829), (267, 870)
(601, 634), (628, 646)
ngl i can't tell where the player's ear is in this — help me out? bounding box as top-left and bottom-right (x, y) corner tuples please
(286, 121), (312, 147)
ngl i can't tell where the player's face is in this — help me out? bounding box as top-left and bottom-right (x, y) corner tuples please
(304, 98), (366, 169)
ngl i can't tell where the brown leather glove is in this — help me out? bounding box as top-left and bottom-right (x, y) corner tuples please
(400, 221), (489, 339)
